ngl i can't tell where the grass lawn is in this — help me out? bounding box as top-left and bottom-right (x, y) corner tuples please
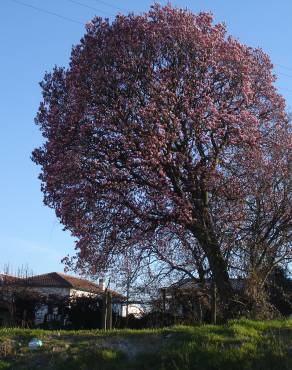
(0, 319), (291, 369)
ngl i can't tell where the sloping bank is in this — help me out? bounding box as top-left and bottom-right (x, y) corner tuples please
(0, 319), (291, 370)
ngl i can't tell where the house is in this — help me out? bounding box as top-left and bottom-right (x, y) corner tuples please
(160, 277), (246, 323)
(161, 275), (292, 322)
(0, 272), (129, 326)
(0, 274), (24, 326)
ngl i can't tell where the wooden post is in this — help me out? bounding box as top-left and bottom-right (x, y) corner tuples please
(125, 280), (130, 328)
(102, 292), (107, 330)
(212, 282), (217, 325)
(162, 288), (166, 326)
(196, 295), (203, 324)
(106, 292), (112, 330)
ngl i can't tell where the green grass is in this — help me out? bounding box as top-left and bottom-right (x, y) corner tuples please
(0, 319), (291, 369)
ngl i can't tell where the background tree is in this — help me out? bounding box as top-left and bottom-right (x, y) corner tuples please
(226, 119), (292, 316)
(32, 4), (290, 313)
(268, 266), (292, 317)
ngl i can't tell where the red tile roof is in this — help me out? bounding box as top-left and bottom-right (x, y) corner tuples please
(0, 272), (124, 299)
(0, 274), (23, 285)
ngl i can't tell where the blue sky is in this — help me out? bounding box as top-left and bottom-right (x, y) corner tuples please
(0, 0), (291, 276)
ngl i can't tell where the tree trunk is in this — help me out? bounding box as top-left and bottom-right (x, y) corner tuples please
(190, 222), (233, 315)
(204, 239), (232, 307)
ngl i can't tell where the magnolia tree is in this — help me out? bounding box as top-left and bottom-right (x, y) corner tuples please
(33, 5), (291, 312)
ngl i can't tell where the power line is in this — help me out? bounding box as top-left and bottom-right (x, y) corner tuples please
(276, 71), (292, 79)
(277, 86), (292, 94)
(9, 0), (84, 25)
(91, 0), (129, 13)
(7, 0), (292, 79)
(66, 0), (114, 17)
(275, 63), (292, 72)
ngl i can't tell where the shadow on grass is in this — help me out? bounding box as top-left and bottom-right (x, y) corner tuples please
(0, 320), (291, 370)
(3, 348), (130, 370)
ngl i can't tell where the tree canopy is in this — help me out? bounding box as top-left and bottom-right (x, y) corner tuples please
(33, 4), (291, 312)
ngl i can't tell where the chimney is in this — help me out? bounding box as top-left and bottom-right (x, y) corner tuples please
(99, 278), (105, 291)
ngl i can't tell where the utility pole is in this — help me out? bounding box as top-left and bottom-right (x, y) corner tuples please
(101, 278), (112, 330)
(162, 288), (166, 326)
(212, 282), (217, 325)
(106, 292), (112, 330)
(102, 292), (108, 330)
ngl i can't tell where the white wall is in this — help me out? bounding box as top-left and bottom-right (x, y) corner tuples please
(32, 287), (71, 297)
(122, 304), (144, 318)
(69, 289), (98, 298)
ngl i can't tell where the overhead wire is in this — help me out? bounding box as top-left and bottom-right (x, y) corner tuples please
(6, 0), (292, 96)
(91, 0), (129, 13)
(277, 87), (292, 94)
(274, 67), (292, 94)
(9, 0), (84, 25)
(275, 71), (292, 79)
(275, 63), (292, 72)
(66, 0), (114, 17)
